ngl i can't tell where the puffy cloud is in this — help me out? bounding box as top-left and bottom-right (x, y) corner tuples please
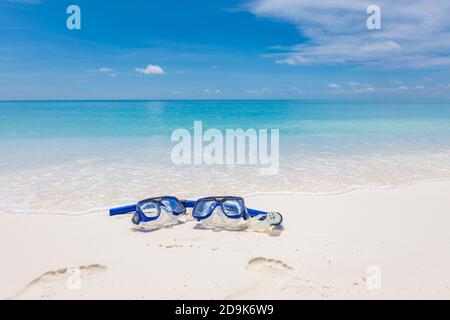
(245, 0), (450, 68)
(135, 64), (165, 75)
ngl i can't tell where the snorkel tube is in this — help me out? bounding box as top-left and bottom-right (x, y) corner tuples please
(109, 204), (137, 216)
(247, 208), (268, 217)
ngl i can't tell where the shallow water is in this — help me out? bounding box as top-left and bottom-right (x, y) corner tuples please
(1, 100), (450, 215)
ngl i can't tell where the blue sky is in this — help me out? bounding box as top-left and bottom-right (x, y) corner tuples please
(1, 0), (450, 100)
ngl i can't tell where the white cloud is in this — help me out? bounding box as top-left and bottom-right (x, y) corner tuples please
(204, 88), (221, 94)
(416, 85), (425, 89)
(347, 81), (374, 90)
(246, 0), (450, 68)
(135, 64), (165, 75)
(327, 81), (377, 94)
(328, 83), (341, 89)
(276, 55), (308, 65)
(92, 67), (116, 78)
(97, 67), (114, 73)
(361, 41), (401, 53)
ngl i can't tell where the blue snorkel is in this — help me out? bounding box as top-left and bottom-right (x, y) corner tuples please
(109, 204), (137, 216)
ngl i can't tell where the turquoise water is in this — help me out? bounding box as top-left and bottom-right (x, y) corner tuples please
(2, 100), (450, 138)
(1, 100), (450, 215)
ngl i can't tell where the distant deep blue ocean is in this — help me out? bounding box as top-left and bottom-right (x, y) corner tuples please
(1, 100), (450, 215)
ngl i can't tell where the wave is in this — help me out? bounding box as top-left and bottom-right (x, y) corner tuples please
(1, 177), (450, 216)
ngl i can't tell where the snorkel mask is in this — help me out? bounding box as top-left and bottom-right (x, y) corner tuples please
(110, 196), (186, 230)
(191, 196), (283, 231)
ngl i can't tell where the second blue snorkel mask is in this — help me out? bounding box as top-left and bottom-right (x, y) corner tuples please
(191, 196), (283, 231)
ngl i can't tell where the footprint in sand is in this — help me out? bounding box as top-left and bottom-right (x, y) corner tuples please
(225, 258), (294, 299)
(12, 264), (107, 299)
(246, 257), (294, 274)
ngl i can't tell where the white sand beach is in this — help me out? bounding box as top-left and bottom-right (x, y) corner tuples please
(1, 180), (450, 300)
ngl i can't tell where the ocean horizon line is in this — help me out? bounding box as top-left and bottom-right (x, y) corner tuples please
(1, 98), (450, 104)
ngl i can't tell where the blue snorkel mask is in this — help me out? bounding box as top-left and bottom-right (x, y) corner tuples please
(110, 196), (190, 230)
(191, 196), (283, 231)
(109, 195), (283, 231)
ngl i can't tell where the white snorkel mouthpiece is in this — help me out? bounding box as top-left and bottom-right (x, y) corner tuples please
(246, 211), (283, 232)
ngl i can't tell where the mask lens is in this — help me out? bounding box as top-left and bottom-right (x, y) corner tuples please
(161, 198), (184, 214)
(223, 199), (244, 217)
(194, 200), (216, 218)
(139, 201), (159, 218)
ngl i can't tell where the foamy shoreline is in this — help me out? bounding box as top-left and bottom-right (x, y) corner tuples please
(2, 177), (450, 217)
(1, 180), (450, 299)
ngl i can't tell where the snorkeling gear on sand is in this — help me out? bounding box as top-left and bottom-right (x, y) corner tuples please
(109, 195), (283, 231)
(192, 196), (283, 231)
(110, 196), (188, 230)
